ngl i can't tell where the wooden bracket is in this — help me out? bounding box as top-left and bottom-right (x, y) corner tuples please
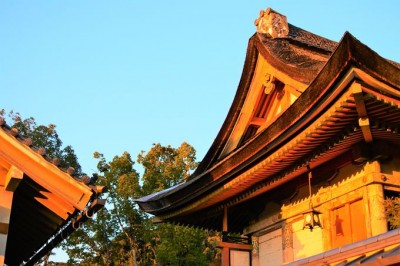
(5, 165), (23, 192)
(352, 82), (373, 143)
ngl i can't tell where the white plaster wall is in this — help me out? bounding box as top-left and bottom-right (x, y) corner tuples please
(230, 250), (250, 266)
(292, 219), (323, 260)
(258, 229), (282, 266)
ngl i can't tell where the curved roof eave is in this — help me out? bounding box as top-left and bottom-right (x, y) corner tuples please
(135, 32), (400, 217)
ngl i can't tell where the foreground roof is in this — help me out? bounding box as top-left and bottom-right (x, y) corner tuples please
(0, 119), (105, 265)
(136, 9), (400, 231)
(288, 229), (400, 265)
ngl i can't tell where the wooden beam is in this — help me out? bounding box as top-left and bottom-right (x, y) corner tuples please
(352, 82), (367, 117)
(359, 117), (373, 143)
(352, 82), (373, 143)
(5, 165), (23, 192)
(217, 241), (253, 251)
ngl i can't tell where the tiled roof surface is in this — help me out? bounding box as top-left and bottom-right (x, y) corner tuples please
(0, 117), (95, 185)
(287, 24), (337, 52)
(288, 229), (400, 265)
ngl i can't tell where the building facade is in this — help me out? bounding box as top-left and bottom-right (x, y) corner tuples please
(136, 8), (400, 265)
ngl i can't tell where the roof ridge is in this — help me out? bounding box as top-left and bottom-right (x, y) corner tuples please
(287, 23), (337, 53)
(253, 7), (337, 53)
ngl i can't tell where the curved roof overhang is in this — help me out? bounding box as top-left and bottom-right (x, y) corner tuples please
(136, 32), (400, 229)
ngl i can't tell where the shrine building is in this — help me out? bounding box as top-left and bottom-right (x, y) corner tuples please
(0, 117), (105, 265)
(136, 8), (400, 266)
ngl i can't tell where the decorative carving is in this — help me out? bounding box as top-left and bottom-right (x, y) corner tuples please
(252, 237), (259, 256)
(24, 138), (33, 146)
(38, 147), (46, 156)
(254, 8), (289, 38)
(10, 127), (19, 136)
(82, 175), (91, 184)
(263, 74), (276, 94)
(67, 167), (75, 175)
(282, 222), (293, 250)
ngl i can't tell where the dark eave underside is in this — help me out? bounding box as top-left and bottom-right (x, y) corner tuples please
(164, 111), (400, 232)
(5, 176), (68, 265)
(160, 91), (400, 232)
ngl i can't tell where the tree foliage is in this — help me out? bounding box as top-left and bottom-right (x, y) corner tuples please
(138, 142), (198, 195)
(155, 224), (208, 266)
(62, 142), (219, 266)
(384, 196), (400, 229)
(62, 151), (147, 265)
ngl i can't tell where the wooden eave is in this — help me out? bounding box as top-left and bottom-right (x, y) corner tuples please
(136, 33), (400, 228)
(0, 124), (99, 265)
(0, 128), (93, 210)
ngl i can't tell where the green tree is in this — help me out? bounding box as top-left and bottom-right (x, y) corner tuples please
(62, 208), (119, 264)
(62, 151), (148, 265)
(384, 196), (400, 229)
(155, 224), (208, 266)
(63, 142), (216, 266)
(138, 143), (217, 266)
(138, 142), (197, 195)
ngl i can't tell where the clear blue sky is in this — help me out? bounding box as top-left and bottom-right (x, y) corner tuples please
(1, 0), (399, 262)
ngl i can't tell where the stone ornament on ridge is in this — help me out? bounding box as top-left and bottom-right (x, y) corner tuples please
(254, 7), (289, 38)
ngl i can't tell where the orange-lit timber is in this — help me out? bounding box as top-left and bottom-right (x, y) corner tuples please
(136, 7), (400, 266)
(0, 120), (105, 265)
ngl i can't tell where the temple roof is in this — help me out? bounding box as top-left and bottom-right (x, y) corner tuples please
(254, 23), (337, 83)
(135, 9), (400, 231)
(0, 119), (105, 265)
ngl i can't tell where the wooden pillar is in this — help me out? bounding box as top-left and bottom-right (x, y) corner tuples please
(0, 188), (13, 266)
(364, 161), (387, 236)
(222, 206), (229, 266)
(282, 222), (294, 263)
(367, 183), (387, 236)
(0, 166), (23, 266)
(223, 205), (228, 232)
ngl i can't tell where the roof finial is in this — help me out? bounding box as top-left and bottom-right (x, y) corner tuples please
(254, 7), (289, 38)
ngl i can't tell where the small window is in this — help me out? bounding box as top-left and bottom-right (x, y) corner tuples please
(254, 80), (285, 119)
(331, 199), (367, 248)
